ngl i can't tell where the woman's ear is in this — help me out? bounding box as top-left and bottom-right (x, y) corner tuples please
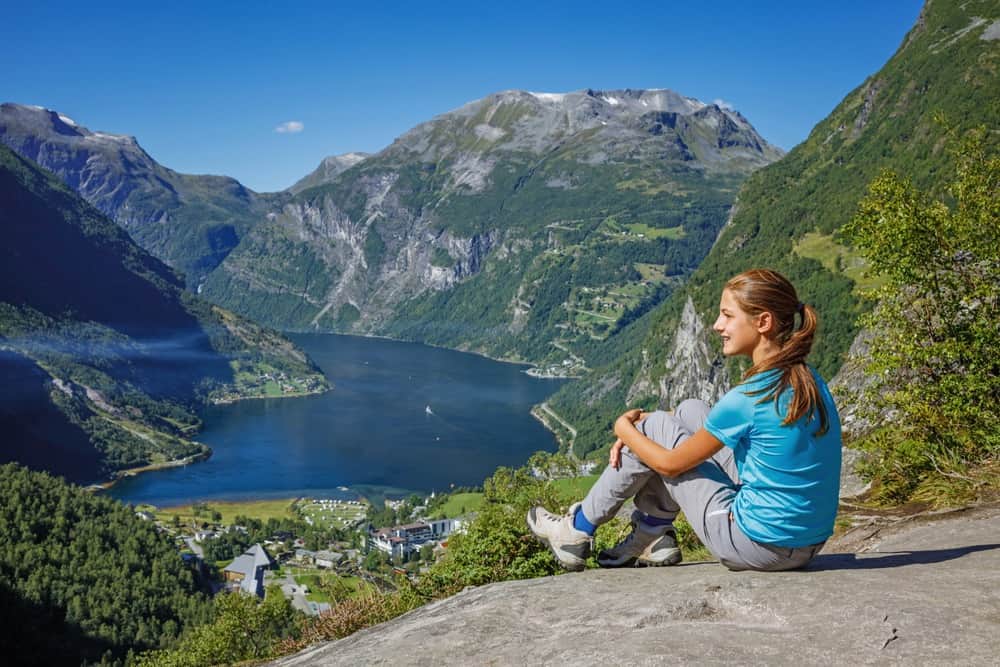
(755, 311), (775, 335)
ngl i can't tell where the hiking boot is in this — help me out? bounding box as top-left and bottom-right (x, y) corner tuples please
(527, 502), (591, 571)
(597, 510), (682, 568)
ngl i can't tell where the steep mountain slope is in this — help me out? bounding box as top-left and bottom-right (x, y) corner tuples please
(204, 89), (782, 364)
(0, 143), (327, 478)
(550, 0), (1000, 457)
(0, 103), (277, 286)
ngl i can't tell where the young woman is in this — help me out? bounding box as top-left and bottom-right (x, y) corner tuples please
(528, 268), (842, 572)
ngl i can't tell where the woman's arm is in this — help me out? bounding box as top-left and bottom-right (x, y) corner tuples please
(614, 409), (724, 477)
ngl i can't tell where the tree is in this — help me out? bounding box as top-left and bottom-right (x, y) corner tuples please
(136, 587), (299, 667)
(843, 128), (999, 503)
(0, 464), (212, 665)
(415, 451), (575, 597)
(363, 549), (388, 572)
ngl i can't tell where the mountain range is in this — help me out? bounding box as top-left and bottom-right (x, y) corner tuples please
(2, 88), (783, 371)
(1, 0), (996, 471)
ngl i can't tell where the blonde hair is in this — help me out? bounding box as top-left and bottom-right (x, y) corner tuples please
(724, 269), (829, 434)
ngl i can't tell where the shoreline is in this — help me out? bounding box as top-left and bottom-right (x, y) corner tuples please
(89, 447), (212, 493)
(529, 402), (579, 459)
(209, 384), (331, 405)
(283, 329), (578, 377)
(99, 333), (571, 504)
(93, 382), (331, 492)
(524, 367), (583, 379)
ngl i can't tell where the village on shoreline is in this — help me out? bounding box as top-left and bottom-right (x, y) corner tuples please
(134, 490), (480, 616)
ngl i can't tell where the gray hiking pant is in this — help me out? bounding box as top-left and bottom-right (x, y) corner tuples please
(580, 399), (823, 571)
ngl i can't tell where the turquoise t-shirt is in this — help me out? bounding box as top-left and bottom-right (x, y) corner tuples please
(703, 368), (842, 548)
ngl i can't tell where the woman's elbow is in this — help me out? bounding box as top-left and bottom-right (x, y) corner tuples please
(650, 460), (683, 477)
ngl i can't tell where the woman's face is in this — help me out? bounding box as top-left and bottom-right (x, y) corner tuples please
(713, 289), (762, 358)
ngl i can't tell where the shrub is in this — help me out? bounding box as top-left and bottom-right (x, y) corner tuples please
(843, 128), (999, 504)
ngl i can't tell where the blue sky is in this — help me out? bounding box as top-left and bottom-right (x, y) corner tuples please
(3, 1), (923, 192)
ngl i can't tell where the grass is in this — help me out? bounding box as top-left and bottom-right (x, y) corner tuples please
(154, 497), (299, 524)
(431, 492), (485, 518)
(551, 475), (599, 501)
(634, 263), (667, 282)
(615, 177), (688, 197)
(293, 571), (372, 603)
(792, 232), (885, 293)
(293, 574), (331, 602)
(625, 222), (685, 240)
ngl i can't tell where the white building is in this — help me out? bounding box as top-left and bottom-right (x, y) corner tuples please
(369, 518), (462, 559)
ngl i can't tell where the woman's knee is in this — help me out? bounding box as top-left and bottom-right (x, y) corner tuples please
(638, 411), (687, 449)
(674, 399), (710, 433)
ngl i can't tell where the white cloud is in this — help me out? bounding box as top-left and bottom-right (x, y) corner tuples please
(275, 120), (304, 134)
(712, 99), (735, 111)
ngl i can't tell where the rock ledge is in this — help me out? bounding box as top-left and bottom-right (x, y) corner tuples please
(273, 505), (1000, 666)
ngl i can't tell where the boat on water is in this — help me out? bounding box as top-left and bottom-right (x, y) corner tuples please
(425, 405), (433, 415)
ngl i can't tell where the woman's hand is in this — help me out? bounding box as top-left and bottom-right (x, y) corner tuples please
(614, 409), (648, 440)
(620, 408), (645, 424)
(609, 438), (626, 469)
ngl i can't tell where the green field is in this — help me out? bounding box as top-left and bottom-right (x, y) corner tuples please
(551, 475), (600, 501)
(431, 492), (485, 518)
(153, 497), (298, 525)
(428, 478), (598, 518)
(634, 263), (666, 282)
(289, 568), (371, 603)
(291, 571), (371, 603)
(792, 232), (884, 293)
(625, 222), (685, 240)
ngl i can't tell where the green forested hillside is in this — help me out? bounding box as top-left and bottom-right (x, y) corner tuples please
(0, 143), (328, 478)
(203, 89), (780, 366)
(551, 0), (1000, 458)
(0, 464), (211, 666)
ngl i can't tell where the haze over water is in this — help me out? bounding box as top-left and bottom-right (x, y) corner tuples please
(108, 334), (565, 507)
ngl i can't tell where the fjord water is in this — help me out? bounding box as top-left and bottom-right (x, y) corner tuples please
(108, 334), (565, 506)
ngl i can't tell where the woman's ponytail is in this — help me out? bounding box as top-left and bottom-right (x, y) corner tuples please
(724, 270), (829, 434)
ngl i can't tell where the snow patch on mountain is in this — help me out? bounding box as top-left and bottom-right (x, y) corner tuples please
(529, 92), (567, 103)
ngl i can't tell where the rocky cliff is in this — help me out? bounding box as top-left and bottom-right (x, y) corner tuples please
(272, 503), (1000, 666)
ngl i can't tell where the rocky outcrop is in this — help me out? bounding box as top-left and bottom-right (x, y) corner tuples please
(627, 297), (731, 408)
(272, 504), (1000, 666)
(289, 152), (371, 194)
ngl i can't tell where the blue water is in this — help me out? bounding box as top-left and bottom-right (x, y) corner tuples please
(108, 334), (565, 506)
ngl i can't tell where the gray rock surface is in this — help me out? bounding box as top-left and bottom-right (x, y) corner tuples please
(272, 504), (1000, 666)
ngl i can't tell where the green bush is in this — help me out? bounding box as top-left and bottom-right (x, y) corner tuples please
(136, 587), (299, 667)
(843, 128), (999, 504)
(416, 451), (574, 595)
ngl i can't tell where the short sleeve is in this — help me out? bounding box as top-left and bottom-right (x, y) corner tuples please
(704, 386), (754, 449)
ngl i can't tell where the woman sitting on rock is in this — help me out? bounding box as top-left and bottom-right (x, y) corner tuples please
(528, 268), (842, 572)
